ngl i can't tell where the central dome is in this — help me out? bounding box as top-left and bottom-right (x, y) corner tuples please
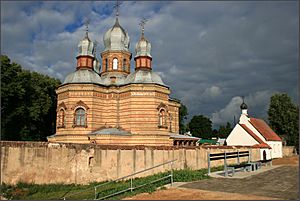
(103, 18), (130, 51)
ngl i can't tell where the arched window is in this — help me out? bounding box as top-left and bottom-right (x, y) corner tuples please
(57, 109), (65, 128)
(123, 59), (126, 71)
(105, 58), (108, 70)
(75, 108), (86, 126)
(113, 58), (118, 70)
(158, 109), (167, 127)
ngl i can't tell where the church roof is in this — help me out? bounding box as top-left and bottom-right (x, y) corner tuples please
(249, 118), (281, 141)
(239, 124), (271, 149)
(89, 127), (131, 135)
(63, 69), (102, 84)
(125, 69), (166, 86)
(170, 134), (200, 140)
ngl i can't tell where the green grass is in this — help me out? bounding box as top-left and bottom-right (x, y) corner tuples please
(1, 166), (223, 200)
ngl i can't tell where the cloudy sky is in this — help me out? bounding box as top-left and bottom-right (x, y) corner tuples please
(1, 1), (298, 128)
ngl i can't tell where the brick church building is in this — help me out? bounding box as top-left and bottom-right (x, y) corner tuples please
(47, 14), (199, 146)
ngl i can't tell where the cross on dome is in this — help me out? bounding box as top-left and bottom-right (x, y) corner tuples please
(84, 17), (90, 38)
(113, 0), (122, 18)
(139, 17), (148, 36)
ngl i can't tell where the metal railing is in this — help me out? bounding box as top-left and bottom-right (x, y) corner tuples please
(62, 159), (176, 200)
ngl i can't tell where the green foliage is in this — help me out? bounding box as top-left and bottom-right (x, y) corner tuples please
(268, 93), (299, 150)
(217, 122), (232, 138)
(188, 115), (212, 139)
(172, 168), (210, 182)
(179, 103), (188, 134)
(1, 55), (61, 141)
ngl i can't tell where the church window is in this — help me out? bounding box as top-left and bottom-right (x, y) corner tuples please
(57, 109), (65, 128)
(75, 108), (86, 126)
(158, 109), (167, 128)
(113, 58), (118, 70)
(123, 59), (126, 71)
(105, 58), (108, 71)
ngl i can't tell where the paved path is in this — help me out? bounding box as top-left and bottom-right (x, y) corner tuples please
(179, 166), (298, 200)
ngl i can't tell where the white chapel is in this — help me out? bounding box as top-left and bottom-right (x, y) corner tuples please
(226, 99), (283, 160)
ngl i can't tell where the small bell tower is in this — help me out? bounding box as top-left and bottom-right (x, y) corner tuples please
(134, 18), (152, 71)
(76, 19), (95, 70)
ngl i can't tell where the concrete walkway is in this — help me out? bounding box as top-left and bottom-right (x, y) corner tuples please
(209, 165), (282, 179)
(178, 165), (298, 200)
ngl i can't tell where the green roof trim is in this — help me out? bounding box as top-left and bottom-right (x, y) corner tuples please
(198, 139), (218, 144)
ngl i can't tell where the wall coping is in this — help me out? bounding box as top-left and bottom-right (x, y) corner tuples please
(0, 140), (259, 151)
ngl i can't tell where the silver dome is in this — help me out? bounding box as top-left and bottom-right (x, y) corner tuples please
(78, 34), (94, 57)
(125, 70), (165, 86)
(103, 18), (130, 51)
(63, 69), (102, 84)
(135, 35), (151, 58)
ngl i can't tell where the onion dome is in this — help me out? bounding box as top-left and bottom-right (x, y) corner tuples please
(240, 97), (248, 110)
(125, 70), (166, 86)
(78, 32), (94, 57)
(103, 18), (130, 51)
(93, 59), (101, 74)
(135, 33), (151, 58)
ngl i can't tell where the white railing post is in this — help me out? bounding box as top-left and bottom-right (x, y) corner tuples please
(207, 151), (211, 175)
(130, 178), (133, 192)
(94, 186), (97, 200)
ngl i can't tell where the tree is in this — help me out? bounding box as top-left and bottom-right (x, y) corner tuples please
(1, 55), (61, 141)
(218, 122), (232, 138)
(188, 115), (212, 139)
(268, 93), (299, 150)
(179, 103), (188, 134)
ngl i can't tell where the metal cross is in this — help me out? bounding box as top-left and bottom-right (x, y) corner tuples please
(242, 95), (245, 103)
(139, 17), (147, 35)
(84, 17), (90, 36)
(113, 0), (122, 17)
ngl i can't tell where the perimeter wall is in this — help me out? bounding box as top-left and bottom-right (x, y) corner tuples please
(0, 141), (260, 185)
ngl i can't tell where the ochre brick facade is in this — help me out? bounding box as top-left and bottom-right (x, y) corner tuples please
(47, 16), (190, 146)
(49, 82), (180, 146)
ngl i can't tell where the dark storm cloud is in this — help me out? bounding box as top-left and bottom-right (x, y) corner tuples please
(1, 1), (298, 127)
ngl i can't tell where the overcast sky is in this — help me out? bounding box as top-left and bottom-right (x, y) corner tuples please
(1, 1), (298, 128)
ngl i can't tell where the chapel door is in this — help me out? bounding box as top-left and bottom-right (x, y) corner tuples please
(263, 150), (267, 161)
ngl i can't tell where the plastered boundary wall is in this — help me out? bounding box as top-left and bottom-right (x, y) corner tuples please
(282, 146), (297, 157)
(0, 141), (260, 185)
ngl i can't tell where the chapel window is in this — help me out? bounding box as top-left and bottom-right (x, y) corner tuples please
(75, 108), (86, 127)
(113, 58), (118, 70)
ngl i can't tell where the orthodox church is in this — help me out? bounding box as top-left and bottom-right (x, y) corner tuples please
(226, 100), (283, 160)
(47, 14), (199, 146)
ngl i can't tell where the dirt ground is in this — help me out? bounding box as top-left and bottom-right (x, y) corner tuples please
(272, 155), (298, 165)
(123, 156), (299, 200)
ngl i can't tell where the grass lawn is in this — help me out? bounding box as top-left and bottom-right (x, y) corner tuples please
(1, 166), (224, 200)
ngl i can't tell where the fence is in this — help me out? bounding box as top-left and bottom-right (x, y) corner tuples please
(62, 159), (176, 200)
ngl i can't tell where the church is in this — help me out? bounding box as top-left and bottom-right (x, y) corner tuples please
(226, 99), (283, 160)
(47, 13), (199, 146)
